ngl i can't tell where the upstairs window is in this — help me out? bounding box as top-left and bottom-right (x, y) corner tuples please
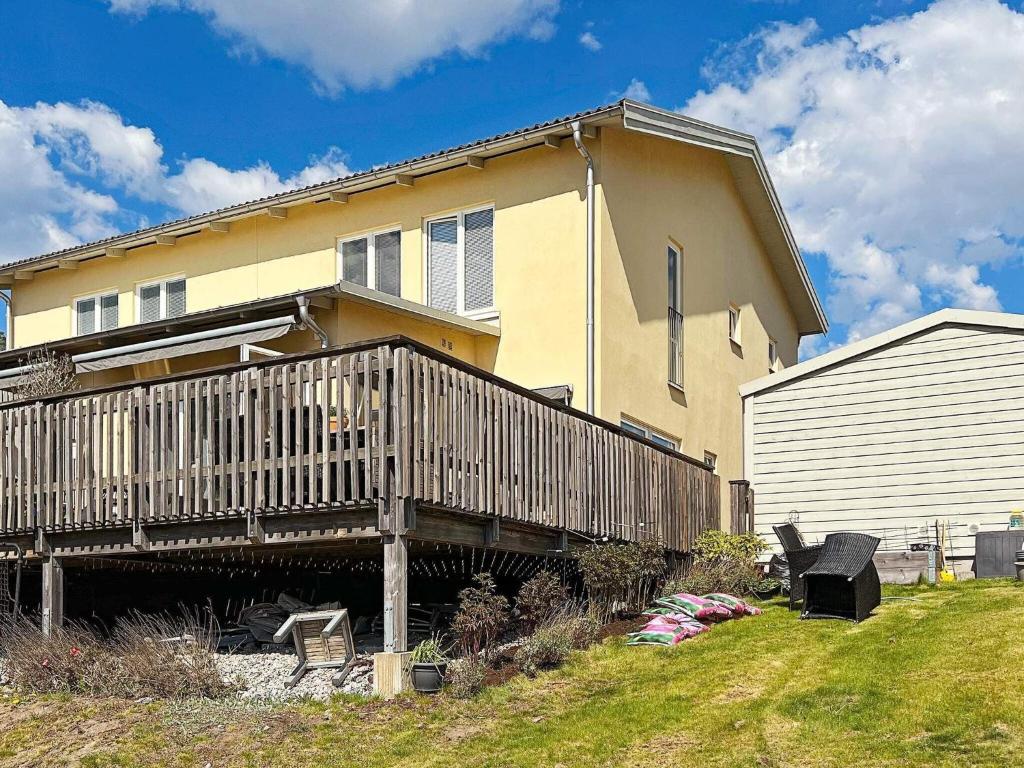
(138, 277), (186, 324)
(667, 244), (683, 387)
(768, 338), (778, 373)
(338, 229), (401, 297)
(427, 206), (494, 317)
(728, 304), (741, 344)
(75, 292), (118, 335)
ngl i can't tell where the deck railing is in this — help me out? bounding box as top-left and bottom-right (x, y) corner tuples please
(0, 340), (718, 551)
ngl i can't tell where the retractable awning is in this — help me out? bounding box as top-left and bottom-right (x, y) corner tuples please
(0, 315), (298, 389)
(73, 315), (297, 373)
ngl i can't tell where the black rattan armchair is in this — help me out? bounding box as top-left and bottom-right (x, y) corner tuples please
(773, 523), (822, 610)
(801, 532), (881, 622)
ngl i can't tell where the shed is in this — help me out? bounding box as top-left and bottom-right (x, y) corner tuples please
(740, 309), (1024, 569)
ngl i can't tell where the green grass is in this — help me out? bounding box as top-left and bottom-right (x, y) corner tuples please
(3, 579), (1024, 767)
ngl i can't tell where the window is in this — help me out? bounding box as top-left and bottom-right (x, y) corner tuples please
(427, 206), (494, 317)
(667, 244), (683, 387)
(338, 229), (401, 297)
(728, 304), (741, 344)
(138, 277), (186, 324)
(75, 292), (118, 335)
(620, 417), (677, 450)
(704, 451), (717, 473)
(768, 338), (778, 373)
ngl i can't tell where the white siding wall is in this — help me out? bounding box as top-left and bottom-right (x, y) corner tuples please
(748, 324), (1024, 557)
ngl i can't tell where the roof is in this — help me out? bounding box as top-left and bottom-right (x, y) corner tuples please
(0, 280), (499, 370)
(1, 100), (827, 335)
(739, 308), (1024, 398)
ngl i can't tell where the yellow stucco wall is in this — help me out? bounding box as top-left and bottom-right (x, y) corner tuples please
(598, 127), (799, 509)
(10, 126), (808, 520)
(12, 142), (586, 398)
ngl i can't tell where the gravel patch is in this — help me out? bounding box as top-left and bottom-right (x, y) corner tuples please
(215, 649), (374, 701)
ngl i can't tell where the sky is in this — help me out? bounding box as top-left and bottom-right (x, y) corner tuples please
(1, 0), (1023, 356)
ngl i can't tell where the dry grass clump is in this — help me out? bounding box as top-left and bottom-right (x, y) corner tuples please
(0, 610), (229, 699)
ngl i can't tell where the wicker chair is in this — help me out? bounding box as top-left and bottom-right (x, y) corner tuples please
(801, 532), (881, 622)
(773, 523), (822, 610)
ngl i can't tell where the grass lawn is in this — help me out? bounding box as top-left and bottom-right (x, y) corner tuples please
(2, 579), (1023, 767)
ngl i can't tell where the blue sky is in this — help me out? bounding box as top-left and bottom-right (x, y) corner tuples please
(2, 0), (1023, 355)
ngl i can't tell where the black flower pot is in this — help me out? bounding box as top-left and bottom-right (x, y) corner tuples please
(410, 662), (448, 693)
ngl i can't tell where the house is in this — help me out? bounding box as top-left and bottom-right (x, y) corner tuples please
(0, 100), (826, 514)
(741, 308), (1024, 576)
(0, 101), (824, 662)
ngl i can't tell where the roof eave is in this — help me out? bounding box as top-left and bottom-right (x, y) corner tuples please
(0, 104), (626, 279)
(738, 308), (1024, 398)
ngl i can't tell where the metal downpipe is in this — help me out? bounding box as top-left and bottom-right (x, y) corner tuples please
(571, 120), (596, 416)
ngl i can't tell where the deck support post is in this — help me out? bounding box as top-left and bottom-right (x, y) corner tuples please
(383, 532), (408, 653)
(41, 555), (64, 637)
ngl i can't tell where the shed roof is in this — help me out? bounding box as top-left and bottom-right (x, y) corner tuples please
(740, 308), (1024, 398)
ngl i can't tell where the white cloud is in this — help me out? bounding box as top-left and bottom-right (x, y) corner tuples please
(0, 99), (351, 262)
(683, 0), (1024, 346)
(621, 78), (651, 102)
(579, 31), (602, 51)
(108, 0), (561, 94)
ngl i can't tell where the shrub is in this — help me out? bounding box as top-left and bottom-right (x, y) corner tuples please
(664, 559), (761, 597)
(691, 530), (768, 565)
(578, 539), (667, 621)
(515, 571), (568, 631)
(514, 625), (571, 677)
(0, 610), (228, 699)
(18, 348), (78, 400)
(513, 608), (600, 678)
(451, 572), (510, 660)
(666, 531), (769, 598)
(445, 657), (486, 699)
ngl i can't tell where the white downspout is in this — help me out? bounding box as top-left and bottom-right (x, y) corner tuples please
(571, 121), (595, 416)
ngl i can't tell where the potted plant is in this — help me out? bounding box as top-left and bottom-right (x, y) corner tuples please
(410, 636), (450, 693)
(752, 577), (781, 600)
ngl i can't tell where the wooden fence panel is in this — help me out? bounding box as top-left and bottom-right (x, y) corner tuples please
(399, 350), (718, 551)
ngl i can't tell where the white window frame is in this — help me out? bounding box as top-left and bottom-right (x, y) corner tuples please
(728, 304), (741, 345)
(768, 338), (778, 373)
(667, 243), (683, 389)
(73, 291), (119, 336)
(668, 244), (682, 314)
(424, 204), (496, 320)
(336, 227), (402, 295)
(620, 416), (678, 450)
(135, 275), (186, 324)
(703, 451), (718, 473)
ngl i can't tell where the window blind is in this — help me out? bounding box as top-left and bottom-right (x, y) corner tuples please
(140, 284), (162, 323)
(166, 279), (186, 319)
(464, 208), (494, 312)
(76, 299), (96, 335)
(100, 293), (118, 331)
(428, 218), (458, 313)
(374, 231), (401, 297)
(342, 238), (368, 287)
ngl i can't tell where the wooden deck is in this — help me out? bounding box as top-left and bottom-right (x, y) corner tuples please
(0, 337), (720, 649)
